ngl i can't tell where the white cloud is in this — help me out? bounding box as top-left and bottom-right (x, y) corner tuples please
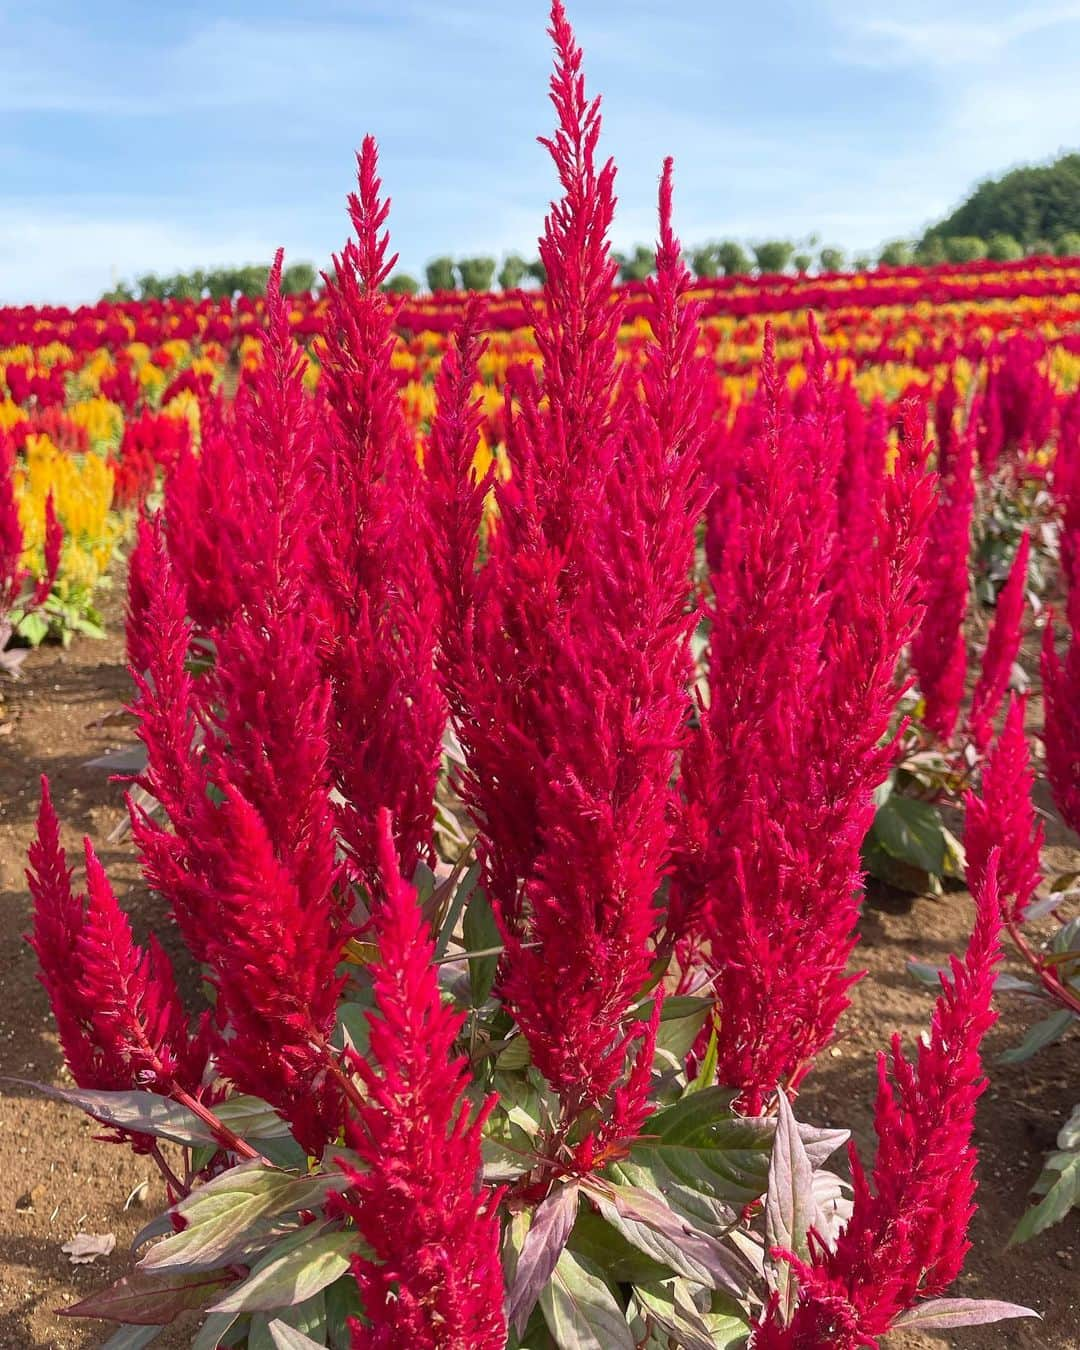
(833, 0), (1080, 68)
(0, 206), (294, 306)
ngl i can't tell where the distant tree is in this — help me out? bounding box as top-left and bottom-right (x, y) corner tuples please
(878, 239), (915, 268)
(792, 252), (813, 274)
(986, 233), (1024, 261)
(384, 273), (420, 295)
(1054, 231), (1080, 257)
(690, 243), (722, 278)
(926, 152), (1080, 248)
(281, 261), (317, 294)
(205, 270), (234, 300)
(425, 256), (457, 292)
(852, 254), (873, 272)
(456, 257), (497, 291)
(716, 241), (751, 276)
(615, 244), (655, 282)
(943, 235), (989, 264)
(915, 235), (947, 266)
(818, 246), (845, 273)
(1026, 239), (1056, 257)
(102, 282), (134, 302)
(752, 240), (794, 274)
(497, 254), (528, 290)
(136, 273), (167, 300)
(526, 257), (547, 285)
(237, 265), (271, 297)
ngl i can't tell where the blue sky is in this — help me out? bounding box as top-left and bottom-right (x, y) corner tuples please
(2, 0), (1078, 304)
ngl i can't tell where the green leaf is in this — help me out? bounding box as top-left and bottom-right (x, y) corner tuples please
(62, 1269), (237, 1326)
(211, 1229), (361, 1314)
(496, 1035), (533, 1071)
(333, 1001), (372, 1060)
(433, 860), (481, 961)
(264, 1318), (325, 1349)
(871, 794), (947, 875)
(685, 1025), (719, 1096)
(631, 1281), (748, 1350)
(463, 885), (500, 1005)
(892, 1297), (1040, 1329)
(567, 1209), (674, 1286)
(764, 1090), (813, 1322)
(1010, 1153), (1080, 1244)
(212, 1095), (296, 1141)
(2, 1079), (240, 1149)
(862, 836), (940, 896)
(140, 1162), (352, 1273)
(539, 1249), (634, 1350)
(652, 1002), (710, 1069)
(613, 1090), (845, 1237)
(998, 1009), (1076, 1064)
(508, 1183), (580, 1335)
(17, 611), (50, 647)
(324, 1275), (364, 1349)
(581, 1177), (749, 1294)
(611, 1087), (769, 1230)
(250, 1291), (325, 1350)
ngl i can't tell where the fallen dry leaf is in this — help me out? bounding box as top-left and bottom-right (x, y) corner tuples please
(61, 1232), (116, 1265)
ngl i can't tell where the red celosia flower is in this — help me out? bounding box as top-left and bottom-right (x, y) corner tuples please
(0, 433), (27, 616)
(317, 137), (446, 889)
(423, 295), (490, 697)
(334, 812), (505, 1350)
(26, 780), (207, 1148)
(1040, 611), (1080, 835)
(127, 273), (352, 1152)
(967, 530), (1029, 753)
(33, 490), (62, 608)
(453, 2), (706, 1146)
(911, 417), (974, 741)
(131, 561), (348, 1149)
(753, 852), (1002, 1347)
(675, 374), (933, 1110)
(964, 694), (1042, 924)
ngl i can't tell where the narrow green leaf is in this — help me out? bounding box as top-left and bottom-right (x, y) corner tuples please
(539, 1249), (634, 1350)
(998, 1009), (1076, 1065)
(764, 1089), (814, 1322)
(140, 1162), (352, 1273)
(62, 1269), (236, 1326)
(871, 795), (947, 875)
(212, 1230), (361, 1314)
(1009, 1153), (1080, 1245)
(463, 885), (500, 1005)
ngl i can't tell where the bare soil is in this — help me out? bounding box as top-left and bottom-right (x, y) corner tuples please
(0, 587), (1077, 1348)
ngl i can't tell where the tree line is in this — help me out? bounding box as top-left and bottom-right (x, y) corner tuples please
(101, 152), (1080, 300)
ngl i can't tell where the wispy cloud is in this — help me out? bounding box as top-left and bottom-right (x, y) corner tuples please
(832, 0), (1080, 68)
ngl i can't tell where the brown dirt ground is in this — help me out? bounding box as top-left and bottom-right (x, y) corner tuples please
(0, 583), (1077, 1348)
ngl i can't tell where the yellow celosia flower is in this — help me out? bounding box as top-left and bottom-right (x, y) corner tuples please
(67, 397), (124, 450)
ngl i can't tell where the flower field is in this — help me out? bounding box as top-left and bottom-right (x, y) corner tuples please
(2, 4), (1080, 1348)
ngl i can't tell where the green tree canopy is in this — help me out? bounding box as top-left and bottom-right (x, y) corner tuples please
(497, 254), (528, 290)
(715, 241), (751, 276)
(926, 152), (1080, 248)
(384, 273), (419, 295)
(425, 256), (456, 292)
(615, 244), (655, 282)
(456, 257), (496, 291)
(752, 240), (794, 274)
(878, 239), (915, 268)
